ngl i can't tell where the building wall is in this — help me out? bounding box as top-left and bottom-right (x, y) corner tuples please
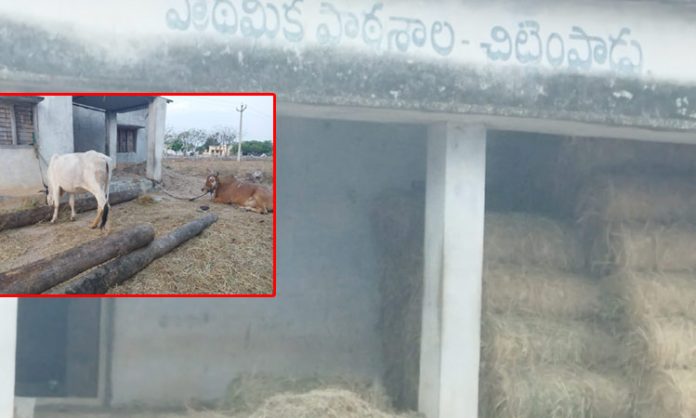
(0, 97), (73, 195)
(72, 106), (148, 164)
(108, 116), (426, 407)
(0, 1), (695, 136)
(37, 96), (74, 167)
(73, 106), (106, 154)
(116, 109), (148, 165)
(0, 147), (45, 196)
(0, 299), (17, 418)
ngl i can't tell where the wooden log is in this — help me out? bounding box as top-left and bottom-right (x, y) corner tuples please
(48, 213), (219, 294)
(0, 188), (141, 232)
(0, 224), (155, 294)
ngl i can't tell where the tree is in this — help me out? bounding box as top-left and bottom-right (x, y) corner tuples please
(169, 138), (185, 153)
(230, 140), (272, 156)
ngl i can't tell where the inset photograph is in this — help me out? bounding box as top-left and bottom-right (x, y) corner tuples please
(0, 94), (275, 296)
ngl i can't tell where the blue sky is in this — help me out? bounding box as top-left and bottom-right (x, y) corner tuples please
(163, 95), (274, 142)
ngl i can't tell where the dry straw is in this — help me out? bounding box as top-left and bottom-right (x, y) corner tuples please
(221, 374), (391, 414)
(481, 314), (621, 370)
(626, 317), (696, 370)
(480, 367), (632, 418)
(603, 271), (696, 320)
(248, 389), (422, 418)
(483, 266), (603, 320)
(576, 174), (696, 225)
(636, 370), (696, 418)
(184, 389), (421, 418)
(587, 221), (696, 276)
(485, 213), (585, 272)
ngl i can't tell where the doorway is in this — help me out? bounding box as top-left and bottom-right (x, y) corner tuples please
(15, 299), (104, 400)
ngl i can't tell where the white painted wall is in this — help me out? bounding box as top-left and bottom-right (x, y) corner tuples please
(0, 299), (18, 418)
(0, 97), (74, 195)
(0, 147), (44, 196)
(36, 96), (74, 172)
(0, 1), (694, 85)
(117, 109), (148, 165)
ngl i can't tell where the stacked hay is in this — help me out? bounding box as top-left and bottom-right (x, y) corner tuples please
(580, 173), (696, 417)
(480, 213), (631, 418)
(576, 174), (696, 276)
(554, 137), (696, 217)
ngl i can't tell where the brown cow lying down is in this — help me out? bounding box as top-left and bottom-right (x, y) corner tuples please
(202, 172), (273, 214)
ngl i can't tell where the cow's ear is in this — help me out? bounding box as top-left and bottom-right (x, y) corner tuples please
(215, 171), (220, 177)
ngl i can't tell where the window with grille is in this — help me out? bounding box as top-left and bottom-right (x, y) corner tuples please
(0, 102), (35, 146)
(117, 126), (138, 153)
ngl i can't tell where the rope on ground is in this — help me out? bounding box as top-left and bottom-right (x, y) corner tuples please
(154, 181), (209, 201)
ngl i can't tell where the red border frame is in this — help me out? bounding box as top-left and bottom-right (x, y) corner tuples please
(0, 92), (277, 299)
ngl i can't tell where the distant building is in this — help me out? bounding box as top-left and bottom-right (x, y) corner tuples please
(205, 145), (228, 157)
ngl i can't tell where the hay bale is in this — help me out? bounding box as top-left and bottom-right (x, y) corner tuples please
(603, 272), (696, 320)
(480, 367), (632, 418)
(559, 137), (696, 177)
(485, 213), (584, 272)
(221, 374), (390, 413)
(626, 317), (696, 370)
(556, 138), (696, 217)
(483, 266), (603, 320)
(588, 221), (696, 275)
(607, 273), (696, 368)
(481, 314), (621, 370)
(637, 370), (696, 418)
(248, 389), (422, 418)
(576, 174), (696, 225)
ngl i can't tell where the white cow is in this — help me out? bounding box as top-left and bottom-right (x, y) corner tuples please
(45, 151), (113, 230)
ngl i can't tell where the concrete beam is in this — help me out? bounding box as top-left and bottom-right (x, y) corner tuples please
(146, 98), (167, 182)
(279, 102), (696, 145)
(419, 123), (486, 418)
(0, 298), (18, 418)
(106, 111), (118, 166)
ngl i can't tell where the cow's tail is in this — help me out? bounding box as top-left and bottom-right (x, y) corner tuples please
(100, 159), (111, 229)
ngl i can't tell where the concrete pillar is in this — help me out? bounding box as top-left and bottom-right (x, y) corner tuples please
(418, 123), (486, 418)
(146, 97), (167, 182)
(106, 111), (118, 166)
(0, 298), (18, 418)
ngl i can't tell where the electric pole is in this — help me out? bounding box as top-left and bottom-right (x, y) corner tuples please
(236, 104), (247, 162)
